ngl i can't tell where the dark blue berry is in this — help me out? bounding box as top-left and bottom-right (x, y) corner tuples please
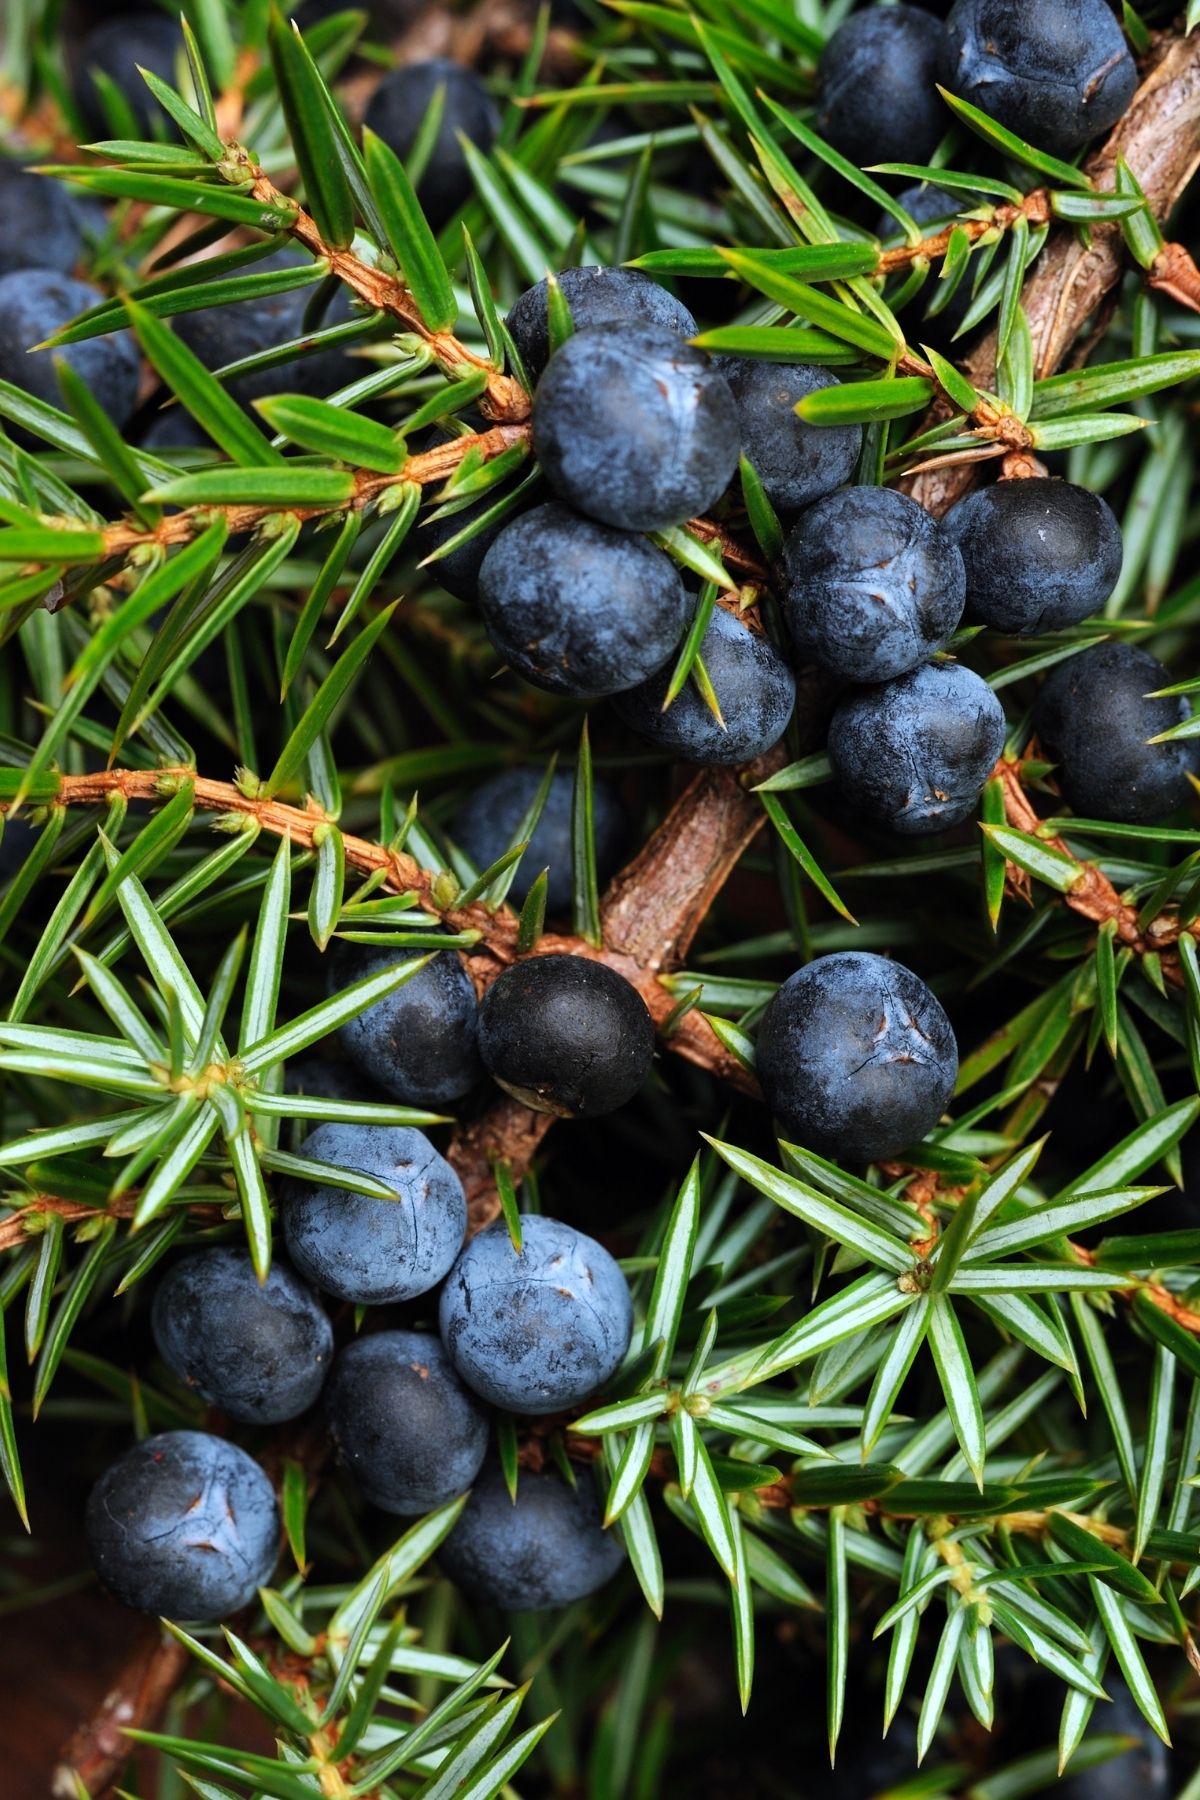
(828, 662), (1005, 835)
(0, 269), (139, 439)
(0, 160), (88, 279)
(941, 0), (1137, 156)
(173, 250), (356, 411)
(757, 951), (958, 1163)
(718, 359), (862, 515)
(140, 407), (211, 452)
(0, 813), (37, 884)
(364, 59), (499, 227)
(325, 1330), (489, 1516)
(478, 954), (655, 1119)
(151, 1249), (333, 1425)
(816, 5), (947, 166)
(439, 1215), (634, 1413)
(73, 14), (184, 138)
(478, 502), (689, 699)
(874, 184), (961, 242)
(1034, 644), (1199, 825)
(416, 487), (526, 604)
(452, 768), (627, 913)
(783, 486), (966, 684)
(282, 1123), (466, 1304)
(533, 325), (741, 532)
(944, 477), (1123, 634)
(284, 1055), (380, 1104)
(85, 1430), (278, 1621)
(438, 1458), (624, 1610)
(507, 264), (697, 380)
(614, 602), (796, 767)
(330, 942), (481, 1108)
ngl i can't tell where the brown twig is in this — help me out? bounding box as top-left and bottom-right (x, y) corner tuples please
(51, 1625), (190, 1800)
(905, 27), (1200, 518)
(236, 159), (529, 424)
(0, 1192), (223, 1254)
(876, 188), (1052, 274)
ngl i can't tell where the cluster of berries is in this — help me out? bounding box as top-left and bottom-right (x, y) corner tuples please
(11, 6), (1195, 1642)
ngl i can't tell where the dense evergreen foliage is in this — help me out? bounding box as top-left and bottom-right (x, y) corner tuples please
(4, 1), (1200, 1793)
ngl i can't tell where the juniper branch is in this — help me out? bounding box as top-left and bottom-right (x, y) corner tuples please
(907, 26), (1200, 517)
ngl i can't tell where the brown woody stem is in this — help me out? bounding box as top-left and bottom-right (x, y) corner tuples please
(51, 1626), (190, 1800)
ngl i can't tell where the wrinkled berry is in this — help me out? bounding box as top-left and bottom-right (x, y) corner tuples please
(282, 1124), (466, 1304)
(151, 1249), (333, 1424)
(719, 359), (862, 514)
(816, 6), (946, 166)
(325, 1331), (489, 1516)
(614, 602), (796, 767)
(507, 264), (697, 380)
(85, 1430), (278, 1621)
(364, 59), (499, 226)
(478, 502), (689, 698)
(783, 486), (966, 683)
(757, 951), (958, 1163)
(438, 1459), (624, 1610)
(534, 325), (740, 532)
(944, 477), (1123, 634)
(828, 661), (1005, 834)
(440, 1216), (633, 1415)
(330, 942), (481, 1108)
(1034, 643), (1199, 824)
(452, 768), (627, 913)
(940, 0), (1137, 156)
(478, 954), (655, 1119)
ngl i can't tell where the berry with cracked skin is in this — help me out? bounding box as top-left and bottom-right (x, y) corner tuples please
(614, 602), (796, 767)
(816, 5), (946, 167)
(718, 359), (862, 515)
(0, 160), (90, 279)
(828, 661), (1006, 835)
(477, 954), (655, 1119)
(364, 59), (500, 227)
(452, 768), (627, 913)
(325, 1330), (489, 1516)
(173, 249), (355, 412)
(757, 951), (958, 1163)
(73, 13), (184, 137)
(943, 478), (1123, 634)
(282, 1123), (466, 1305)
(783, 486), (966, 683)
(85, 1430), (279, 1621)
(438, 1459), (624, 1610)
(478, 502), (689, 699)
(0, 269), (139, 440)
(940, 0), (1137, 156)
(151, 1249), (333, 1425)
(329, 941), (481, 1108)
(1034, 643), (1199, 825)
(439, 1214), (634, 1413)
(533, 325), (741, 533)
(506, 264), (697, 380)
